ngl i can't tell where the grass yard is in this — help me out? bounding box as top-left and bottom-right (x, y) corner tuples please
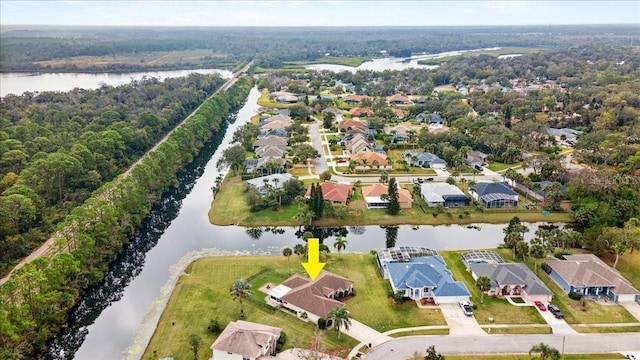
(209, 175), (573, 227)
(142, 253), (446, 360)
(439, 251), (547, 325)
(572, 325), (640, 333)
(601, 251), (640, 291)
(388, 328), (449, 337)
(142, 256), (358, 360)
(487, 161), (520, 172)
(482, 326), (552, 334)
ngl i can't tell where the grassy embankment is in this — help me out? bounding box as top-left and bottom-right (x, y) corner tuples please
(253, 56), (371, 73)
(142, 253), (445, 360)
(209, 174), (573, 227)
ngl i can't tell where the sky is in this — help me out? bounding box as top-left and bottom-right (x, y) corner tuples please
(1, 1), (639, 27)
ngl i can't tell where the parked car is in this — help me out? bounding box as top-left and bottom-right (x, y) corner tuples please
(425, 177), (434, 181)
(534, 301), (546, 311)
(547, 304), (564, 319)
(627, 353), (639, 360)
(459, 300), (473, 316)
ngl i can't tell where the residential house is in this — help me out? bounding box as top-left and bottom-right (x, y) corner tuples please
(349, 107), (374, 118)
(470, 182), (519, 208)
(464, 150), (488, 167)
(255, 144), (286, 159)
(304, 182), (353, 205)
(246, 173), (294, 196)
(386, 94), (411, 105)
(270, 91), (299, 103)
(403, 150), (447, 169)
(361, 183), (412, 209)
(267, 271), (354, 322)
(262, 114), (293, 125)
(385, 125), (416, 143)
(345, 133), (375, 155)
(337, 119), (367, 133)
(322, 107), (345, 121)
(416, 113), (445, 125)
(253, 135), (287, 150)
(391, 108), (408, 119)
(350, 152), (392, 171)
(210, 320), (282, 360)
(377, 248), (470, 304)
(420, 183), (469, 207)
(469, 262), (553, 302)
(343, 94), (371, 104)
(532, 181), (567, 202)
(547, 127), (582, 146)
(244, 157), (286, 175)
(544, 254), (640, 302)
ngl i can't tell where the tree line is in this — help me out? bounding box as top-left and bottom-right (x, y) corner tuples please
(0, 76), (254, 359)
(0, 73), (225, 277)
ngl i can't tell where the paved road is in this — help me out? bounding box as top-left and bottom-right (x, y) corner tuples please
(363, 333), (640, 359)
(308, 120), (328, 175)
(0, 61), (254, 286)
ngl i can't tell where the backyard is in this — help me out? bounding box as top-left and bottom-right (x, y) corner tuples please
(142, 253), (448, 360)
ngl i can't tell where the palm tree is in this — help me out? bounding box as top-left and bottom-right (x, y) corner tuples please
(476, 275), (491, 303)
(282, 247), (293, 275)
(333, 236), (348, 258)
(327, 307), (352, 338)
(230, 278), (253, 318)
(529, 342), (560, 360)
(294, 243), (305, 263)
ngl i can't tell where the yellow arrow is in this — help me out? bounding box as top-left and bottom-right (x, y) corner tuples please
(302, 238), (325, 281)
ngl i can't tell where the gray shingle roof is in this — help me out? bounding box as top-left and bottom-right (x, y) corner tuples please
(470, 263), (552, 296)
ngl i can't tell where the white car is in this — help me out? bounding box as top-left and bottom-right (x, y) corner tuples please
(627, 353), (640, 360)
(459, 300), (473, 316)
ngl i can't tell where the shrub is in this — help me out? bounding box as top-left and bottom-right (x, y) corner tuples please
(317, 318), (327, 329)
(301, 312), (308, 319)
(207, 319), (221, 334)
(277, 331), (287, 345)
(472, 304), (478, 310)
(568, 292), (583, 300)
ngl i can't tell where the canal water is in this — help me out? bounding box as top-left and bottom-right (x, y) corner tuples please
(46, 85), (539, 359)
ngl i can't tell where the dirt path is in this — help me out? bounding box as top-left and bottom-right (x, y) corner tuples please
(0, 61), (253, 285)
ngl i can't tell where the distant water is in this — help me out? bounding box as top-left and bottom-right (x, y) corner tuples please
(0, 68), (234, 97)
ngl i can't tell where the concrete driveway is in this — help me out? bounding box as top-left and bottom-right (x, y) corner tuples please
(621, 301), (640, 322)
(439, 303), (485, 336)
(342, 319), (392, 348)
(530, 301), (576, 334)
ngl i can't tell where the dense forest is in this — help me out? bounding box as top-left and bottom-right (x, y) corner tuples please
(0, 76), (253, 359)
(0, 74), (226, 276)
(2, 25), (639, 72)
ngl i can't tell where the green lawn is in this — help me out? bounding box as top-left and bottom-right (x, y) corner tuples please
(389, 328), (449, 337)
(209, 175), (573, 227)
(483, 326), (552, 334)
(487, 161), (520, 172)
(142, 253), (446, 360)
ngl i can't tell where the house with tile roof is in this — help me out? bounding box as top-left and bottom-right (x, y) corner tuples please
(377, 252), (470, 304)
(544, 254), (639, 302)
(343, 94), (371, 104)
(350, 152), (392, 171)
(420, 183), (469, 207)
(403, 150), (447, 169)
(349, 107), (374, 118)
(253, 135), (287, 150)
(391, 108), (408, 119)
(385, 124), (417, 143)
(255, 144), (286, 159)
(337, 119), (367, 133)
(361, 183), (412, 209)
(386, 94), (411, 105)
(211, 320), (281, 360)
(304, 182), (353, 205)
(469, 263), (553, 302)
(345, 133), (375, 155)
(267, 271), (354, 323)
(470, 182), (519, 208)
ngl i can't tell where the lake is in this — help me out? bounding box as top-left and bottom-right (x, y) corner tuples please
(0, 68), (234, 97)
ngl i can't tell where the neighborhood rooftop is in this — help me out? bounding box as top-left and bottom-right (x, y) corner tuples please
(377, 246), (438, 263)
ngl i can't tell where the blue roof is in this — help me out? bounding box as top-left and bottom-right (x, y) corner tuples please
(387, 256), (470, 297)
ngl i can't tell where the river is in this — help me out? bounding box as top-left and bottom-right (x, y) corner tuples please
(0, 69), (234, 97)
(42, 85), (544, 359)
(305, 47), (501, 72)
